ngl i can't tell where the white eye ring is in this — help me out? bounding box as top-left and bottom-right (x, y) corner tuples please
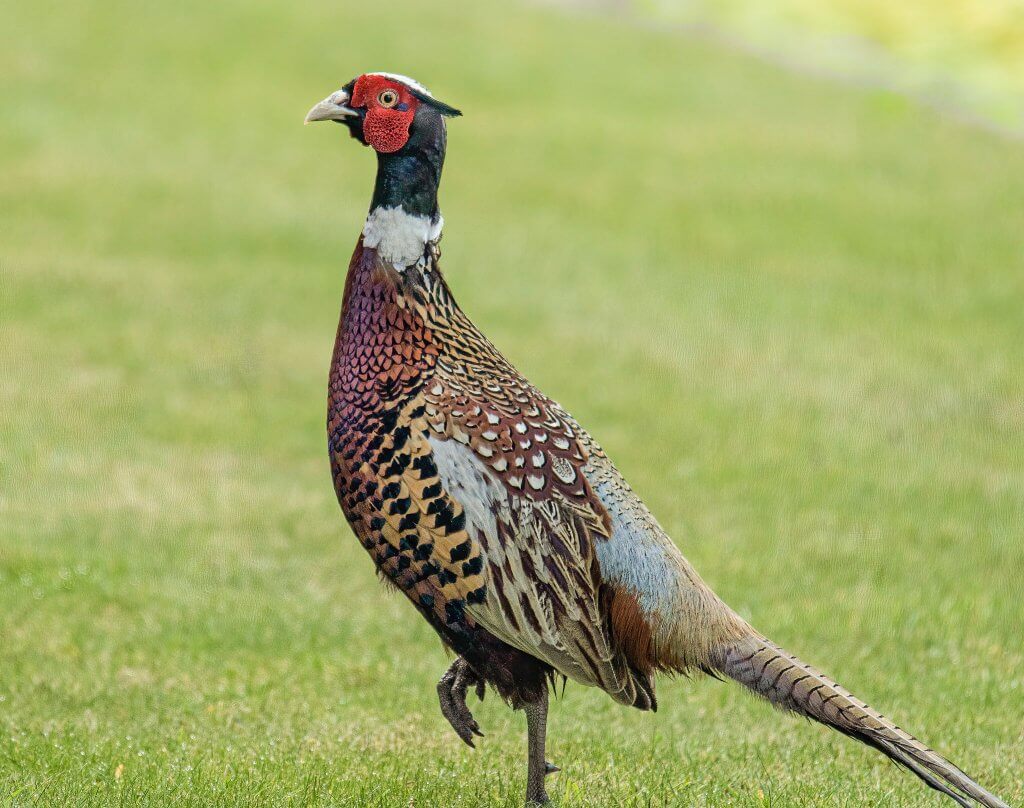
(378, 89), (399, 108)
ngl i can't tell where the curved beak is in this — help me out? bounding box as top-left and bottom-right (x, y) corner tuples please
(304, 90), (358, 125)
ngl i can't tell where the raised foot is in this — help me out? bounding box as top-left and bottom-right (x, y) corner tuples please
(437, 657), (485, 747)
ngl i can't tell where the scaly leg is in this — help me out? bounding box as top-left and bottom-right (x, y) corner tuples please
(523, 688), (558, 805)
(437, 657), (485, 747)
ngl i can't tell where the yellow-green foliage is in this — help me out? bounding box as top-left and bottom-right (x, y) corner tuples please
(642, 0), (1024, 128)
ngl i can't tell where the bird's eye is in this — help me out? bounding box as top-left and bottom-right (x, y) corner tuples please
(378, 89), (399, 108)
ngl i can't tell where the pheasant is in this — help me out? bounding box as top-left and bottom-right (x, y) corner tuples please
(304, 73), (1008, 807)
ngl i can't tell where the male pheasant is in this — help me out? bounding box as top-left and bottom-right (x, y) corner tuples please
(304, 73), (1008, 807)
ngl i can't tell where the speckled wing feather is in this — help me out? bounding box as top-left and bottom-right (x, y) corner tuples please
(415, 269), (654, 707)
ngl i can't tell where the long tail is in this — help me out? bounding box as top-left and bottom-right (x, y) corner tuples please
(712, 633), (1009, 808)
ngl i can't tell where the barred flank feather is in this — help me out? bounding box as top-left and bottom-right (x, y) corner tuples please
(715, 635), (1009, 808)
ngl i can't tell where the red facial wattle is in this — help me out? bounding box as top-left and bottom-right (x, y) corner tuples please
(350, 75), (417, 154)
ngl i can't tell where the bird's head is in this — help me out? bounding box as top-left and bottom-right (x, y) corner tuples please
(304, 72), (461, 154)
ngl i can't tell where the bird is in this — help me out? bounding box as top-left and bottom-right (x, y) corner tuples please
(304, 72), (1008, 807)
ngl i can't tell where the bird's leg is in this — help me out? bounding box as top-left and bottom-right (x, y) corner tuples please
(437, 657), (485, 747)
(524, 687), (556, 805)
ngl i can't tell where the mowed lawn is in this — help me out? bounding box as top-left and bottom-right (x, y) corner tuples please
(1, 0), (1022, 805)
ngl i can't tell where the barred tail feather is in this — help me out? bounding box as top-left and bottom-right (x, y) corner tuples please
(714, 634), (1008, 808)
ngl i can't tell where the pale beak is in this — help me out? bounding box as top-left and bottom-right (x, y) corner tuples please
(304, 90), (358, 125)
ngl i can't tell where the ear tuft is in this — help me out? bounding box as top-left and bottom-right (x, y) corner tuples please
(411, 90), (462, 118)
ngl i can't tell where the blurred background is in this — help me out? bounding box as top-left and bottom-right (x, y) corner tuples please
(1, 0), (1022, 805)
(637, 0), (1024, 132)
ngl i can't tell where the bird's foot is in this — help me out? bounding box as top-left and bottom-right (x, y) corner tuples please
(437, 657), (485, 747)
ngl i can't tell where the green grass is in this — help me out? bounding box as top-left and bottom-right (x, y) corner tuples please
(1, 0), (1022, 805)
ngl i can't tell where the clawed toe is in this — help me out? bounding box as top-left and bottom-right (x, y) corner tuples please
(437, 658), (485, 747)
